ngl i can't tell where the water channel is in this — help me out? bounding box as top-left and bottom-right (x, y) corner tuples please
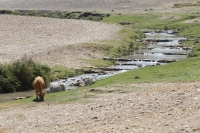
(0, 30), (191, 103)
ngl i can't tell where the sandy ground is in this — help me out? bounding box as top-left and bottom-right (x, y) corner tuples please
(1, 82), (200, 133)
(0, 15), (121, 68)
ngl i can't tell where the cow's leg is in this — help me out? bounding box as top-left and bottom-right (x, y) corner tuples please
(42, 92), (46, 101)
(39, 93), (44, 101)
(42, 92), (46, 98)
(35, 91), (39, 99)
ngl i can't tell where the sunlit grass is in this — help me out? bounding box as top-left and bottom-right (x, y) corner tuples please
(89, 57), (200, 88)
(102, 12), (200, 38)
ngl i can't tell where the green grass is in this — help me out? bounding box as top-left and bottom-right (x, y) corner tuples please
(85, 59), (114, 68)
(102, 12), (200, 38)
(50, 65), (83, 80)
(89, 57), (200, 88)
(104, 27), (144, 57)
(0, 86), (94, 109)
(79, 27), (143, 58)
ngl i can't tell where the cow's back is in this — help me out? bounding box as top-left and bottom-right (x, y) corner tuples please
(32, 76), (45, 92)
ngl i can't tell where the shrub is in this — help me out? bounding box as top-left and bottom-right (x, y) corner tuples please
(0, 57), (51, 93)
(0, 65), (20, 93)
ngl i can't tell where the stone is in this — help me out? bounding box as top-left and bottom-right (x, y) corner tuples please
(13, 97), (25, 100)
(46, 83), (65, 93)
(83, 78), (94, 85)
(75, 79), (85, 86)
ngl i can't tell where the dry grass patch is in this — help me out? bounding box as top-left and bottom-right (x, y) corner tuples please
(183, 18), (200, 23)
(174, 1), (200, 8)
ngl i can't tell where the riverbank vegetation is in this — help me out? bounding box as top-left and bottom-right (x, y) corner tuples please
(0, 57), (50, 93)
(0, 10), (109, 21)
(0, 57), (82, 94)
(2, 55), (200, 108)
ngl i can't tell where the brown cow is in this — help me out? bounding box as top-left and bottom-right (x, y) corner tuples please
(32, 76), (46, 101)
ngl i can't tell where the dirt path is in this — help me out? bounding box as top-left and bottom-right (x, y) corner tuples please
(1, 82), (200, 132)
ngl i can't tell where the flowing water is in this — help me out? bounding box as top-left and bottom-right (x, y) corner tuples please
(0, 30), (191, 103)
(0, 90), (36, 103)
(111, 30), (190, 70)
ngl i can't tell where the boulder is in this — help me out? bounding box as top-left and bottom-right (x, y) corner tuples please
(83, 78), (94, 85)
(46, 83), (65, 93)
(70, 77), (94, 87)
(13, 97), (25, 100)
(75, 79), (85, 86)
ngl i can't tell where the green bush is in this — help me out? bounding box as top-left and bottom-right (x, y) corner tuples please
(0, 58), (51, 93)
(0, 65), (19, 93)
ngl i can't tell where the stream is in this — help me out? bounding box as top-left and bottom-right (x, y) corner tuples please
(0, 30), (191, 103)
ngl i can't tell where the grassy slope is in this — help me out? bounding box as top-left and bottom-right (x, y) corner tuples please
(102, 12), (200, 38)
(91, 57), (200, 87)
(1, 11), (200, 109)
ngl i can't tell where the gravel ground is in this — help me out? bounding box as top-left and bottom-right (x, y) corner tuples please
(1, 82), (200, 133)
(0, 0), (198, 13)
